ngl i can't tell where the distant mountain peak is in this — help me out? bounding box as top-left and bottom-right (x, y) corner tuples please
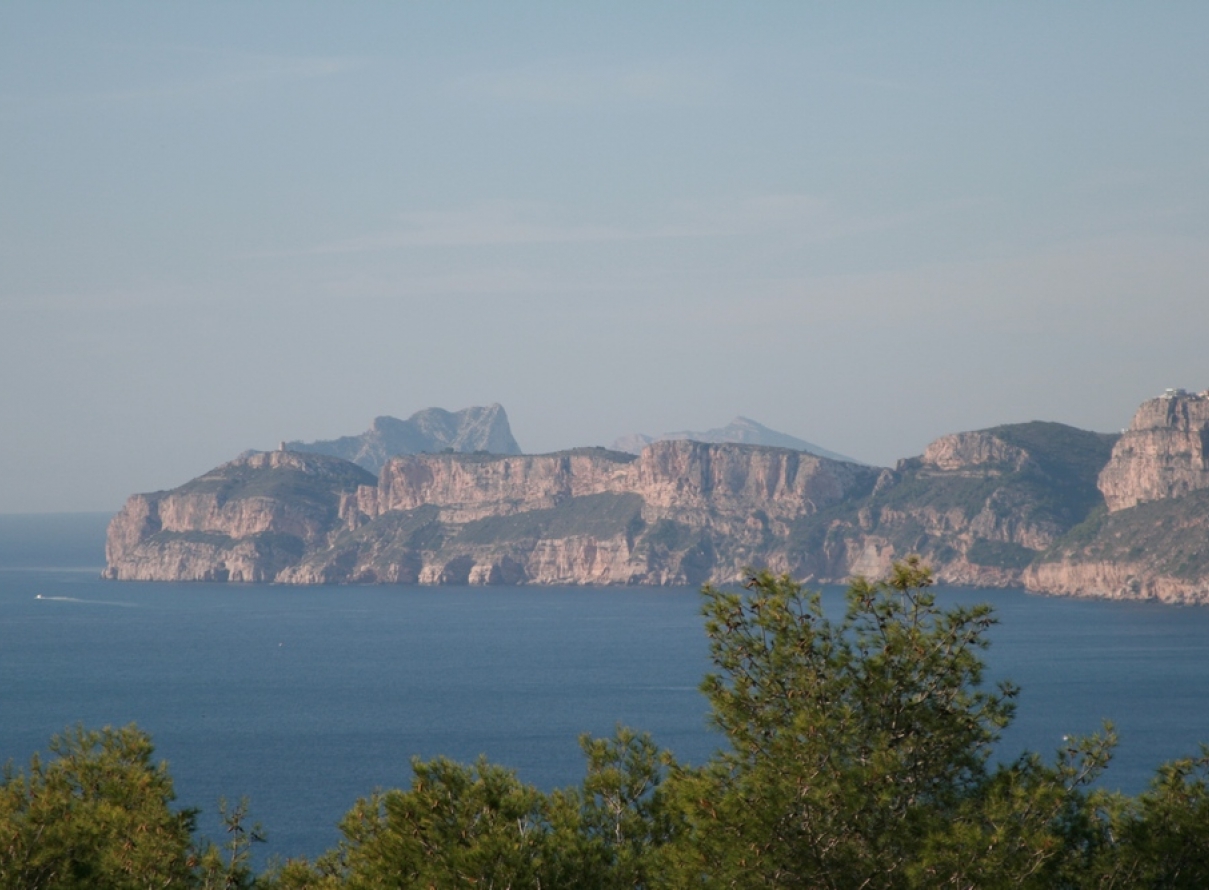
(284, 404), (521, 475)
(611, 417), (861, 464)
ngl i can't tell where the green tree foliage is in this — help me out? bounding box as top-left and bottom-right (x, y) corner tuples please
(658, 558), (1114, 889)
(0, 725), (265, 890)
(1090, 750), (1209, 888)
(194, 797), (267, 890)
(0, 724), (198, 889)
(269, 728), (673, 890)
(576, 727), (674, 887)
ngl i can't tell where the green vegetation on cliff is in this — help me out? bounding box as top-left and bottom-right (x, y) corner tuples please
(173, 454), (375, 512)
(966, 538), (1038, 570)
(784, 422), (1119, 582)
(1043, 488), (1209, 581)
(455, 492), (645, 545)
(989, 421), (1119, 525)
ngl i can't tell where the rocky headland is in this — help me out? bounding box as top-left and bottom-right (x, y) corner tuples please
(106, 441), (877, 586)
(1024, 390), (1209, 603)
(105, 391), (1209, 602)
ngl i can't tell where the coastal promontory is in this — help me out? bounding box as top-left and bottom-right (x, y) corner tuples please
(106, 441), (878, 586)
(105, 392), (1209, 602)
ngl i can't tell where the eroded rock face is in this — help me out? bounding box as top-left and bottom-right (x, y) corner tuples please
(345, 442), (878, 586)
(106, 401), (1209, 599)
(785, 422), (1119, 589)
(921, 432), (1031, 474)
(1024, 560), (1209, 605)
(103, 425), (1116, 590)
(1098, 392), (1209, 511)
(1020, 391), (1209, 603)
(371, 450), (636, 522)
(632, 441), (861, 521)
(104, 451), (375, 582)
(1025, 484), (1209, 604)
(105, 442), (879, 586)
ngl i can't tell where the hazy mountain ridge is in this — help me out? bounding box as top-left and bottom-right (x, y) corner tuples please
(283, 404), (521, 474)
(105, 392), (1209, 602)
(612, 416), (859, 464)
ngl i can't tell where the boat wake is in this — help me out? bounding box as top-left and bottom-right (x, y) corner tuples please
(35, 594), (136, 607)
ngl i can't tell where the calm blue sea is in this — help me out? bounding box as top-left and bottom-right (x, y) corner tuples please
(3, 513), (1209, 864)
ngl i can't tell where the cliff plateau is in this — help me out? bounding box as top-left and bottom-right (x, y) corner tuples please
(104, 451), (376, 582)
(107, 442), (879, 587)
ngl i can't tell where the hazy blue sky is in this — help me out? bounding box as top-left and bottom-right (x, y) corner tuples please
(3, 3), (1207, 512)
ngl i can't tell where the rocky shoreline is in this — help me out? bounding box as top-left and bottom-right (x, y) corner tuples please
(105, 391), (1209, 603)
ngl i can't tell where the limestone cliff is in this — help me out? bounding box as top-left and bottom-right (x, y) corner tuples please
(365, 449), (637, 523)
(102, 426), (1118, 590)
(1097, 391), (1209, 511)
(1024, 489), (1209, 604)
(104, 393), (1209, 600)
(303, 440), (880, 586)
(786, 422), (1118, 587)
(106, 442), (878, 586)
(104, 451), (375, 581)
(1021, 391), (1209, 603)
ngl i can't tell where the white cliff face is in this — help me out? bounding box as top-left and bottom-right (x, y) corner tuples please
(328, 441), (878, 587)
(631, 441), (858, 521)
(372, 451), (636, 522)
(111, 403), (1209, 598)
(921, 432), (1032, 473)
(103, 427), (1112, 591)
(151, 451), (366, 543)
(104, 451), (374, 582)
(106, 536), (294, 583)
(351, 441), (870, 532)
(104, 494), (160, 564)
(1098, 393), (1209, 512)
(1009, 392), (1209, 604)
(106, 442), (880, 586)
(1024, 560), (1209, 605)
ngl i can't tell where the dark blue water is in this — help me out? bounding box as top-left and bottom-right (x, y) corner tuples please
(0, 569), (713, 863)
(3, 514), (1209, 865)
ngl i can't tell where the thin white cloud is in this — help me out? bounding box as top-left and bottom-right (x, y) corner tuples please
(314, 210), (633, 253)
(688, 193), (984, 244)
(1, 284), (203, 314)
(449, 57), (726, 107)
(0, 45), (362, 110)
(269, 193), (981, 259)
(261, 203), (711, 257)
(719, 233), (1209, 329)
